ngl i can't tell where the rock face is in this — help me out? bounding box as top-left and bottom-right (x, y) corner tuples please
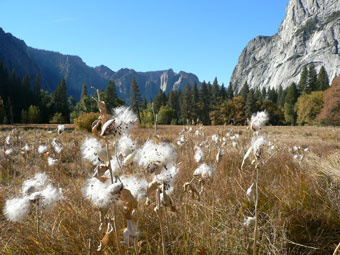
(95, 66), (200, 100)
(231, 0), (340, 92)
(0, 27), (200, 101)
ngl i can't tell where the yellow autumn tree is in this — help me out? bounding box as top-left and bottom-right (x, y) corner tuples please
(295, 91), (323, 125)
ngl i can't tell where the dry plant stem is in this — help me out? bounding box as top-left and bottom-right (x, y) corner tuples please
(105, 137), (114, 184)
(156, 189), (167, 255)
(253, 164), (259, 255)
(113, 205), (123, 255)
(333, 241), (340, 255)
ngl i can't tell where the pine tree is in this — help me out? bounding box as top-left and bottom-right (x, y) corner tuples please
(261, 87), (267, 100)
(199, 81), (210, 124)
(226, 83), (234, 100)
(277, 85), (285, 107)
(129, 76), (141, 123)
(154, 90), (164, 113)
(168, 90), (180, 120)
(22, 75), (31, 90)
(245, 89), (256, 118)
(254, 89), (261, 102)
(191, 81), (199, 122)
(53, 77), (69, 122)
(80, 83), (88, 99)
(284, 82), (298, 125)
(267, 88), (278, 103)
(142, 97), (148, 111)
(219, 83), (226, 100)
(306, 64), (317, 93)
(32, 74), (42, 107)
(211, 77), (220, 106)
(240, 82), (249, 100)
(104, 80), (118, 112)
(317, 66), (329, 91)
(298, 65), (308, 93)
(180, 83), (191, 123)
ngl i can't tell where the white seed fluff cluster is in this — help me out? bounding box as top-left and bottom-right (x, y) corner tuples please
(48, 157), (58, 166)
(22, 172), (48, 195)
(5, 149), (13, 156)
(3, 197), (31, 222)
(38, 145), (48, 154)
(250, 111), (269, 131)
(136, 140), (177, 170)
(57, 124), (65, 134)
(83, 178), (122, 208)
(51, 138), (63, 154)
(81, 137), (105, 165)
(4, 173), (63, 222)
(211, 134), (219, 143)
(120, 175), (148, 201)
(117, 134), (136, 157)
(194, 146), (204, 163)
(241, 135), (268, 168)
(22, 144), (30, 152)
(193, 163), (216, 179)
(153, 164), (179, 195)
(112, 106), (138, 134)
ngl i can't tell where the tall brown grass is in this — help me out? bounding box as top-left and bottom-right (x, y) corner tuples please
(0, 125), (340, 254)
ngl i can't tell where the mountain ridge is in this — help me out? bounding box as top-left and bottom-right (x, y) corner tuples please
(0, 27), (201, 101)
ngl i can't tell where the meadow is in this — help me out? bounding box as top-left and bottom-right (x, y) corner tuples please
(1, 121), (340, 255)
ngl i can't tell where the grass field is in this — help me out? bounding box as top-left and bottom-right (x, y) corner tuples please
(1, 124), (340, 254)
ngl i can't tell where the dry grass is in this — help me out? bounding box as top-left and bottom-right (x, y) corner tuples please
(1, 125), (340, 254)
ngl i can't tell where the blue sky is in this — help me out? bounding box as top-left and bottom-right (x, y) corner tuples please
(0, 0), (289, 86)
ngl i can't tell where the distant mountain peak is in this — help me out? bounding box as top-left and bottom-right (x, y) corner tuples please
(0, 27), (201, 101)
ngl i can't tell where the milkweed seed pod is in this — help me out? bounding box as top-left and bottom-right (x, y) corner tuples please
(120, 188), (138, 220)
(241, 135), (267, 169)
(57, 124), (65, 135)
(146, 180), (161, 204)
(51, 138), (63, 154)
(91, 119), (101, 134)
(97, 223), (114, 252)
(100, 119), (116, 137)
(153, 135), (160, 144)
(161, 184), (177, 212)
(250, 111), (269, 132)
(244, 216), (256, 227)
(4, 173), (63, 222)
(193, 163), (216, 180)
(183, 182), (200, 200)
(93, 163), (110, 179)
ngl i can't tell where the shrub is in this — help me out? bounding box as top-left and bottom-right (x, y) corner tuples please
(73, 112), (100, 132)
(28, 105), (41, 123)
(49, 112), (65, 124)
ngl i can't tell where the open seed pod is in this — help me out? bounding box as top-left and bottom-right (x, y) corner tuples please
(161, 189), (177, 212)
(146, 180), (161, 205)
(100, 119), (117, 137)
(91, 119), (102, 134)
(183, 182), (200, 200)
(97, 222), (114, 252)
(120, 188), (138, 220)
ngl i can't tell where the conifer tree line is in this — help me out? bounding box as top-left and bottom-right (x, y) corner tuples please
(0, 59), (337, 126)
(0, 61), (124, 124)
(133, 63), (333, 126)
